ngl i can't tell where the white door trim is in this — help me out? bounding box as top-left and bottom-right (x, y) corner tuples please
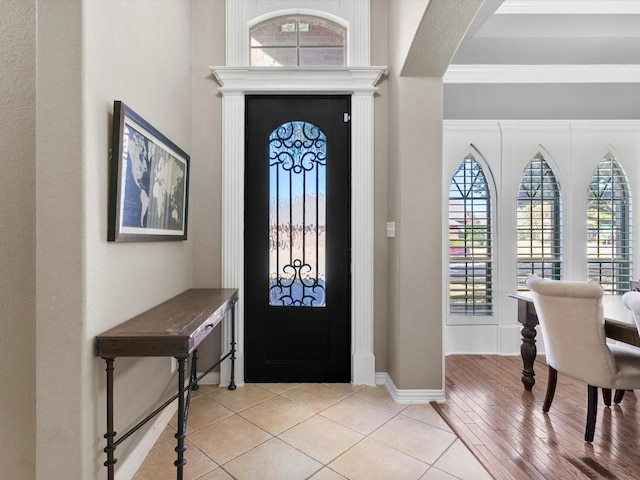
(210, 66), (385, 385)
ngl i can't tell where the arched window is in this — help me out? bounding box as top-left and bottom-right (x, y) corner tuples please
(449, 154), (493, 315)
(250, 15), (346, 66)
(587, 153), (632, 293)
(516, 153), (562, 290)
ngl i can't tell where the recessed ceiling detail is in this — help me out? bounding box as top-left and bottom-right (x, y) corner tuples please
(449, 0), (640, 82)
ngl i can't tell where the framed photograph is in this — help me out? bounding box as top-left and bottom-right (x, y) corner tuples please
(108, 101), (189, 242)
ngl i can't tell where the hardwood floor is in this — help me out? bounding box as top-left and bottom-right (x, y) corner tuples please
(432, 355), (640, 480)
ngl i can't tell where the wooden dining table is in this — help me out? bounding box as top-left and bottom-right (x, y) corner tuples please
(509, 292), (640, 390)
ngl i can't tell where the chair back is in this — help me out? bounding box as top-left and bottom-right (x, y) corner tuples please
(623, 290), (640, 335)
(525, 275), (617, 387)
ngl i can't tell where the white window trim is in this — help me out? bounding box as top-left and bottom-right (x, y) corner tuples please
(443, 119), (640, 356)
(249, 13), (348, 67)
(226, 1), (370, 67)
(249, 9), (349, 29)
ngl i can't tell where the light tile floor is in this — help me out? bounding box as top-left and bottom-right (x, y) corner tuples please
(132, 383), (492, 480)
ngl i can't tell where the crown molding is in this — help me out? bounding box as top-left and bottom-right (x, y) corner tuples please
(496, 0), (640, 15)
(444, 64), (640, 84)
(210, 66), (387, 94)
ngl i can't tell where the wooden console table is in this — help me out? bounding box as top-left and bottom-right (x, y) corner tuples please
(95, 288), (238, 480)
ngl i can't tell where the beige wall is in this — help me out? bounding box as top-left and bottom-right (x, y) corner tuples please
(386, 75), (444, 389)
(372, 0), (389, 372)
(36, 0), (194, 477)
(0, 0), (36, 477)
(386, 0), (444, 389)
(36, 1), (85, 477)
(192, 0), (225, 290)
(190, 0), (226, 367)
(2, 1), (450, 477)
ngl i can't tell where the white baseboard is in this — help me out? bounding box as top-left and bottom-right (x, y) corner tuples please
(444, 323), (540, 356)
(376, 372), (445, 404)
(194, 371), (221, 385)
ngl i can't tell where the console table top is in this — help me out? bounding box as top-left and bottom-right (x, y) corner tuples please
(95, 288), (238, 358)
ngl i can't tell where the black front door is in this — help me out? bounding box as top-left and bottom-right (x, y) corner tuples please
(244, 95), (351, 382)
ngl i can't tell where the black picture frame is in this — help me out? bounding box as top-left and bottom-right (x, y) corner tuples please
(108, 101), (189, 242)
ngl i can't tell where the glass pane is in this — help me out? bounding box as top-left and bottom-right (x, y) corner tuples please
(587, 153), (632, 293)
(516, 153), (562, 290)
(449, 155), (493, 315)
(298, 16), (346, 46)
(250, 16), (297, 47)
(299, 47), (345, 66)
(269, 121), (327, 307)
(251, 47), (297, 67)
(250, 15), (346, 66)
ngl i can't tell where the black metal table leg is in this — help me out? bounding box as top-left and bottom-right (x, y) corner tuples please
(174, 358), (187, 479)
(229, 304), (237, 390)
(96, 289), (239, 480)
(190, 349), (199, 390)
(104, 358), (117, 480)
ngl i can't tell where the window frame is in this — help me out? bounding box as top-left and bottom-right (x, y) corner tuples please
(250, 14), (347, 67)
(448, 151), (495, 316)
(586, 152), (633, 294)
(516, 153), (562, 290)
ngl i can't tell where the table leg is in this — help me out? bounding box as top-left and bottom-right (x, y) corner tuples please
(174, 358), (187, 480)
(520, 323), (537, 391)
(190, 349), (199, 390)
(229, 304), (237, 391)
(104, 358), (117, 480)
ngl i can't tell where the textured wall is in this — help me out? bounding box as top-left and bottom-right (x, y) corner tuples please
(371, 0), (390, 373)
(36, 1), (193, 478)
(386, 1), (445, 389)
(190, 0), (226, 367)
(0, 0), (36, 477)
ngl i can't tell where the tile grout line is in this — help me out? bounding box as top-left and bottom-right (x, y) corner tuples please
(142, 384), (478, 480)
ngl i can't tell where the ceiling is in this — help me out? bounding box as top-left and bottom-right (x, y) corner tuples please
(442, 0), (640, 119)
(447, 0), (640, 83)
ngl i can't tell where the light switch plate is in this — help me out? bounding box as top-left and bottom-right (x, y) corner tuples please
(386, 221), (396, 238)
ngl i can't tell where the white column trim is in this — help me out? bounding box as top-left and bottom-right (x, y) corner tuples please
(351, 91), (376, 385)
(219, 93), (245, 387)
(212, 66), (386, 386)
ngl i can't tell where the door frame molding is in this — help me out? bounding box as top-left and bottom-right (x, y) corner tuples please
(211, 66), (386, 385)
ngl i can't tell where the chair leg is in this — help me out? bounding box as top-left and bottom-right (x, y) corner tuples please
(614, 390), (626, 403)
(602, 388), (612, 407)
(542, 365), (557, 413)
(585, 385), (598, 443)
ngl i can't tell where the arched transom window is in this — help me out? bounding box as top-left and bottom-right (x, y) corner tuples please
(250, 15), (346, 66)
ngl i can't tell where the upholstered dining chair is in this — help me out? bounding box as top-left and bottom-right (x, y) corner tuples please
(623, 289), (640, 339)
(526, 275), (640, 442)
